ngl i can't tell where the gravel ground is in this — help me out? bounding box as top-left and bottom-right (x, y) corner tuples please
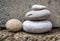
(0, 28), (60, 41)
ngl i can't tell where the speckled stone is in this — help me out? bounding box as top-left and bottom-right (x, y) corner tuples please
(5, 19), (22, 32)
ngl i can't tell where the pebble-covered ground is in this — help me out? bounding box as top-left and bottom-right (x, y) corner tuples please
(0, 28), (60, 41)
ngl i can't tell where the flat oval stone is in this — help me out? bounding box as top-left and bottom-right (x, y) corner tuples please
(32, 5), (46, 10)
(23, 20), (52, 33)
(25, 9), (51, 20)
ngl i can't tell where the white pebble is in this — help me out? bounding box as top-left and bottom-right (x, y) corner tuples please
(25, 9), (51, 20)
(32, 5), (46, 10)
(23, 20), (52, 33)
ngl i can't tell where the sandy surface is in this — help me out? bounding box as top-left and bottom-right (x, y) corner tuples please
(0, 28), (60, 41)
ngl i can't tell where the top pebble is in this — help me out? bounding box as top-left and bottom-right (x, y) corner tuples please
(32, 4), (46, 10)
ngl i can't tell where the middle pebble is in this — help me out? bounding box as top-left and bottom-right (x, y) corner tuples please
(24, 9), (51, 20)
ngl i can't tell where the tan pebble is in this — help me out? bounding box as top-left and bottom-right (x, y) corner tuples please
(5, 19), (22, 32)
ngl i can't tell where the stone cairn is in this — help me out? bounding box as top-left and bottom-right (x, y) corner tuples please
(23, 5), (52, 33)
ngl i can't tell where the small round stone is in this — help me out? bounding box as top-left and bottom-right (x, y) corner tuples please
(25, 9), (51, 20)
(23, 20), (52, 33)
(5, 19), (22, 32)
(32, 5), (46, 10)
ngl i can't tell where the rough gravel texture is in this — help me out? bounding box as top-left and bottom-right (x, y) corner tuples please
(0, 28), (60, 41)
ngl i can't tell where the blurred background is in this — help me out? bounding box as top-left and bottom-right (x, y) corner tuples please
(0, 0), (60, 27)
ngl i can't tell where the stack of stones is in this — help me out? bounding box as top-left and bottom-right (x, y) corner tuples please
(23, 5), (52, 33)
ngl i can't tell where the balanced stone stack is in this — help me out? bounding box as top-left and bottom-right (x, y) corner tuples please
(23, 5), (52, 33)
